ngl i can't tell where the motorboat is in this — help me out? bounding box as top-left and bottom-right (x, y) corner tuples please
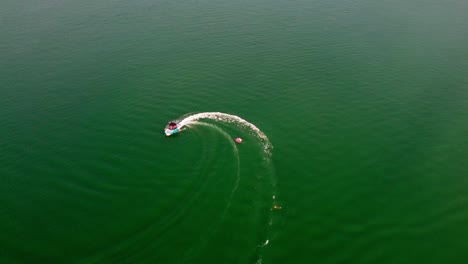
(164, 121), (180, 136)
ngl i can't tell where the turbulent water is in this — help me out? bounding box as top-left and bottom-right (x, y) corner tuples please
(179, 112), (274, 156)
(2, 0), (468, 263)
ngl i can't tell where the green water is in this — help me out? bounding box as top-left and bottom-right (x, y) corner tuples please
(2, 0), (468, 263)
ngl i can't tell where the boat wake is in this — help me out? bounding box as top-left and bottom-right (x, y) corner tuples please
(173, 112), (277, 263)
(178, 112), (273, 158)
(191, 121), (240, 220)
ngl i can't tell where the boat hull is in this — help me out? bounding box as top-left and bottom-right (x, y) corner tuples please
(165, 127), (180, 136)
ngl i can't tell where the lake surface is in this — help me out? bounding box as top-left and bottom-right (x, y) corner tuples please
(1, 0), (468, 263)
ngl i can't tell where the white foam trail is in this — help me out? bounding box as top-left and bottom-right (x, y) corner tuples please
(178, 112), (273, 157)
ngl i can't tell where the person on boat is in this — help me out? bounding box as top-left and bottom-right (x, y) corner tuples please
(168, 122), (177, 130)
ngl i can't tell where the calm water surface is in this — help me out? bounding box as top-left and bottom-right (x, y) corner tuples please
(2, 0), (468, 263)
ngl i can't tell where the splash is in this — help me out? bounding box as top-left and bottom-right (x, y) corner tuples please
(178, 112), (273, 157)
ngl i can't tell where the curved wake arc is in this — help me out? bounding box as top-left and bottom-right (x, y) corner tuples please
(178, 112), (273, 157)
